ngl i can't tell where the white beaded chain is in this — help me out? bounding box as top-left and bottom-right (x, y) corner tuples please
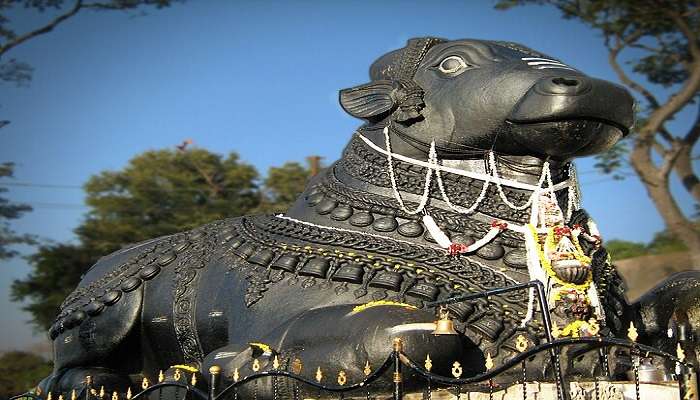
(384, 126), (434, 214)
(433, 150), (491, 215)
(382, 125), (580, 218)
(488, 151), (552, 211)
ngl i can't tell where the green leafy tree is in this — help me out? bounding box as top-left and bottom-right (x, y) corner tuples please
(0, 162), (35, 260)
(12, 147), (311, 330)
(77, 148), (260, 254)
(12, 243), (103, 330)
(256, 161), (312, 214)
(0, 351), (52, 399)
(497, 0), (700, 266)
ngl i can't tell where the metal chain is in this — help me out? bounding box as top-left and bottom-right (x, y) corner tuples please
(632, 347), (641, 400)
(521, 360), (527, 400)
(594, 379), (600, 400)
(272, 376), (278, 400)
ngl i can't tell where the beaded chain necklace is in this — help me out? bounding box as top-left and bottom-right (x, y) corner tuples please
(359, 125), (602, 330)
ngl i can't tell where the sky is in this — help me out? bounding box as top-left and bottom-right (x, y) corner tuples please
(0, 1), (696, 353)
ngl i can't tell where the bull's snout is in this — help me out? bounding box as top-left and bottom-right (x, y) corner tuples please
(535, 76), (591, 96)
(507, 75), (634, 135)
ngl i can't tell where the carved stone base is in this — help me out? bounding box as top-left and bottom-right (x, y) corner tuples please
(403, 381), (679, 400)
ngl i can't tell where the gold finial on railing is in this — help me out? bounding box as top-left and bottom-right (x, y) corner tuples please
(126, 388), (132, 400)
(678, 343), (686, 362)
(627, 322), (639, 342)
(158, 370), (164, 383)
(58, 394), (64, 400)
(363, 360), (372, 376)
(515, 335), (528, 352)
(99, 386), (105, 398)
(485, 353), (494, 370)
(141, 377), (149, 390)
(392, 337), (403, 352)
(424, 355), (433, 372)
(337, 371), (347, 386)
(232, 368), (240, 382)
(252, 359), (261, 372)
(111, 391), (118, 400)
(292, 358), (303, 375)
(174, 369), (181, 381)
(315, 367), (323, 383)
(47, 392), (52, 400)
(451, 361), (463, 378)
(190, 373), (197, 386)
(272, 355), (280, 369)
(71, 389), (77, 400)
(551, 321), (561, 338)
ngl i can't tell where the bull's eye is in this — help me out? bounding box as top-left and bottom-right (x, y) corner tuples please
(437, 55), (469, 74)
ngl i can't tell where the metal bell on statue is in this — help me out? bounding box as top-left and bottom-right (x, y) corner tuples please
(433, 306), (458, 335)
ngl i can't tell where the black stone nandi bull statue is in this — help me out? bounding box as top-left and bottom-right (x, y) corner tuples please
(38, 38), (700, 397)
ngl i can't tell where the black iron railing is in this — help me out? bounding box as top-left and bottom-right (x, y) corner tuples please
(12, 281), (698, 400)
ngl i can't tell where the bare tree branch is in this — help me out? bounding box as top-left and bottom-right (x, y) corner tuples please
(668, 9), (700, 61)
(0, 0), (83, 58)
(684, 102), (700, 146)
(659, 126), (677, 143)
(607, 31), (661, 110)
(660, 141), (683, 177)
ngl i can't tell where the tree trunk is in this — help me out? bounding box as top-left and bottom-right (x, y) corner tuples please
(674, 144), (700, 204)
(631, 144), (700, 269)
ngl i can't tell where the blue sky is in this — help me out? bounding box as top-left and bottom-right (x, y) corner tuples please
(1, 1), (696, 352)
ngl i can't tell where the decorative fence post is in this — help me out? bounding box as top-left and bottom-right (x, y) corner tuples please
(393, 338), (403, 400)
(209, 365), (221, 400)
(678, 363), (698, 400)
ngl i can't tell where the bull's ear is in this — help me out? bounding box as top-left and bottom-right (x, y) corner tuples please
(339, 80), (397, 120)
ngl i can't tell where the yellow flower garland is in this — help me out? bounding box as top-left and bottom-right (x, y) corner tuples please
(527, 224), (592, 292)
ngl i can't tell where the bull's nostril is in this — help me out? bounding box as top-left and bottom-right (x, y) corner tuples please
(552, 77), (579, 86)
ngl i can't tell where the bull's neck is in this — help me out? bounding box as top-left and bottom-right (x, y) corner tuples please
(284, 130), (573, 248)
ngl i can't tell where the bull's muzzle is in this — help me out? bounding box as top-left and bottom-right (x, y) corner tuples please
(507, 75), (635, 135)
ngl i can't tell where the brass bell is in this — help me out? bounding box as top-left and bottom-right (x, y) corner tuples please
(432, 306), (458, 335)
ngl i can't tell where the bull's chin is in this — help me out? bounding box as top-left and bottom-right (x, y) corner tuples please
(506, 118), (625, 159)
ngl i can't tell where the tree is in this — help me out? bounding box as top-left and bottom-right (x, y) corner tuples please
(0, 0), (183, 127)
(605, 239), (649, 260)
(0, 162), (35, 260)
(77, 148), (260, 254)
(0, 351), (52, 399)
(256, 161), (312, 214)
(12, 146), (311, 330)
(12, 243), (103, 330)
(497, 0), (700, 266)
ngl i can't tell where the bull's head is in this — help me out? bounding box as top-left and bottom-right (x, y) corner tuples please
(340, 38), (634, 161)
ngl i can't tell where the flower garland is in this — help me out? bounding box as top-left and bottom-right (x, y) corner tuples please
(552, 318), (600, 338)
(527, 224), (592, 292)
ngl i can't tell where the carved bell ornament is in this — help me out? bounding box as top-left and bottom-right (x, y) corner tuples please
(432, 306), (458, 335)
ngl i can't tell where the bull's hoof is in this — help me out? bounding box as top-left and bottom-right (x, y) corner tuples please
(39, 367), (132, 397)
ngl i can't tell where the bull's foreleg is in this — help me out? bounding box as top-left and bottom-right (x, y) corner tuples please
(203, 303), (483, 399)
